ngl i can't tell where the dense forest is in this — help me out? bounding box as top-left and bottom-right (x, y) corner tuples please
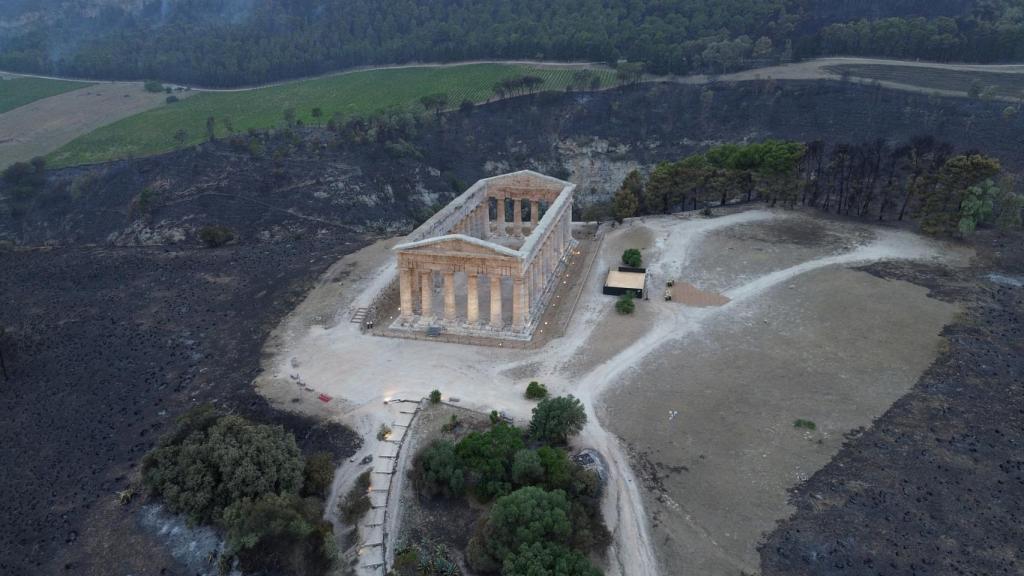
(0, 0), (1020, 86)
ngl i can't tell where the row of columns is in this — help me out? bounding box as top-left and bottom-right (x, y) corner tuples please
(490, 197), (544, 237)
(523, 205), (572, 312)
(447, 195), (553, 241)
(450, 201), (490, 239)
(399, 268), (520, 329)
(408, 204), (571, 328)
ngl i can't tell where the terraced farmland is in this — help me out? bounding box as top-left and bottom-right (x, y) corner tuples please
(0, 76), (92, 114)
(48, 64), (615, 167)
(827, 64), (1024, 100)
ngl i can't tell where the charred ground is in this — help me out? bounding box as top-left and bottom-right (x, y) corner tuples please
(759, 233), (1024, 576)
(0, 79), (1021, 574)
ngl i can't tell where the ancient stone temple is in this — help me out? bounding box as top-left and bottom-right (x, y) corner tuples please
(391, 170), (576, 340)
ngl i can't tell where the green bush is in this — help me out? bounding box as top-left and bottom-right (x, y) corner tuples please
(165, 95), (179, 103)
(412, 440), (466, 499)
(302, 452), (335, 498)
(793, 419), (817, 431)
(222, 492), (337, 575)
(142, 412), (304, 525)
(467, 486), (573, 572)
(529, 396), (588, 444)
(198, 225), (235, 248)
(2, 157), (46, 207)
(455, 423), (525, 500)
(525, 381), (549, 400)
(511, 449), (544, 486)
(503, 541), (602, 576)
(144, 80), (164, 93)
(429, 389), (442, 404)
(615, 293), (635, 315)
(621, 248), (642, 268)
(536, 446), (573, 491)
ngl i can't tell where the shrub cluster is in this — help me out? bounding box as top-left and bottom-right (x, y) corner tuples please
(525, 381), (548, 400)
(615, 293), (636, 315)
(621, 248), (642, 268)
(2, 157), (47, 213)
(410, 397), (605, 575)
(142, 405), (337, 575)
(198, 225), (236, 248)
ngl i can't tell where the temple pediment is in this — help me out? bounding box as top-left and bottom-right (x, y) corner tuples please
(394, 235), (520, 259)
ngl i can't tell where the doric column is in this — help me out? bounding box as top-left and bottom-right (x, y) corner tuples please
(496, 197), (506, 233)
(540, 258), (548, 297)
(532, 261), (540, 305)
(467, 273), (479, 324)
(399, 268), (413, 319)
(513, 198), (522, 234)
(443, 271), (456, 321)
(411, 269), (420, 313)
(531, 200), (540, 227)
(533, 262), (539, 300)
(512, 274), (528, 327)
(479, 203), (489, 239)
(546, 238), (555, 276)
(564, 209), (572, 248)
(420, 270), (433, 318)
(490, 274), (503, 328)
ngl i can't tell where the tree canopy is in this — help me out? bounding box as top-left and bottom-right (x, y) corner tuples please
(142, 413), (304, 524)
(3, 0), (1018, 86)
(530, 396), (588, 444)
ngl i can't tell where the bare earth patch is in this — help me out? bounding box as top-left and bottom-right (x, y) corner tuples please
(0, 81), (188, 168)
(603, 265), (960, 575)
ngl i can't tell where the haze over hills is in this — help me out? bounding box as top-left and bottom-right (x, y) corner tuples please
(1, 0), (1022, 86)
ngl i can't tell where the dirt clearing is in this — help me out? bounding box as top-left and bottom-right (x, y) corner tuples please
(0, 80), (186, 168)
(603, 265), (960, 574)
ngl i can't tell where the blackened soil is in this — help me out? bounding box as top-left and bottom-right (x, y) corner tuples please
(759, 231), (1024, 576)
(0, 236), (365, 575)
(1, 78), (1022, 575)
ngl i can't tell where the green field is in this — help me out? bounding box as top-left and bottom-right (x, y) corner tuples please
(48, 64), (615, 167)
(0, 77), (92, 114)
(827, 64), (1024, 100)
